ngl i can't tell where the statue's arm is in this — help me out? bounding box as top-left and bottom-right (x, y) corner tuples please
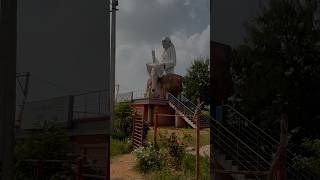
(171, 46), (176, 66)
(152, 50), (160, 64)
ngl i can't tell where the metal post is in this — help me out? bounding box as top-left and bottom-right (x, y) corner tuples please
(108, 1), (117, 178)
(84, 96), (87, 118)
(195, 111), (200, 180)
(98, 92), (101, 114)
(105, 0), (111, 178)
(132, 111), (137, 147)
(106, 135), (110, 180)
(154, 112), (158, 144)
(110, 0), (118, 121)
(76, 158), (83, 180)
(36, 160), (43, 180)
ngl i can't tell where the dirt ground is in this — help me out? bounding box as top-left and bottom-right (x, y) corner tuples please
(110, 153), (143, 180)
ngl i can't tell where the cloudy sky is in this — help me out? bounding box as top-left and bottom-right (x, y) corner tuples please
(116, 0), (210, 93)
(17, 0), (259, 101)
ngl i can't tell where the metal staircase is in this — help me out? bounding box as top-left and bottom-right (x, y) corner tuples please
(221, 105), (318, 180)
(132, 108), (145, 149)
(166, 93), (317, 179)
(166, 93), (209, 128)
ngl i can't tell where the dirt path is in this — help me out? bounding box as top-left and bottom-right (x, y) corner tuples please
(110, 153), (143, 180)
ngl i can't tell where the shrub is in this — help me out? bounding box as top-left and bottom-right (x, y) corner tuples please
(167, 133), (186, 169)
(110, 138), (132, 158)
(111, 128), (127, 140)
(113, 101), (133, 140)
(133, 144), (162, 173)
(14, 124), (74, 179)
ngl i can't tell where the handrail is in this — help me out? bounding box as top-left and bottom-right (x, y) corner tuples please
(211, 116), (271, 167)
(167, 93), (196, 117)
(169, 94), (316, 179)
(223, 104), (279, 145)
(222, 104), (315, 179)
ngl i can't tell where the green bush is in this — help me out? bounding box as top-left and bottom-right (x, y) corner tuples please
(110, 138), (132, 158)
(294, 139), (320, 176)
(165, 133), (186, 170)
(133, 144), (162, 173)
(112, 101), (133, 140)
(14, 124), (74, 180)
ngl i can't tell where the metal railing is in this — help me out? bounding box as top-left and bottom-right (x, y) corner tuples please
(221, 104), (317, 180)
(168, 94), (271, 176)
(167, 93), (197, 127)
(211, 115), (270, 176)
(175, 94), (209, 127)
(169, 94), (317, 179)
(73, 90), (109, 119)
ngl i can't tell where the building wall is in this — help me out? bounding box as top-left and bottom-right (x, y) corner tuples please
(153, 105), (175, 126)
(131, 103), (175, 127)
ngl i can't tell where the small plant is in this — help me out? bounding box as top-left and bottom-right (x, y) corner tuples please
(133, 144), (162, 173)
(121, 138), (133, 154)
(167, 133), (186, 169)
(110, 138), (133, 158)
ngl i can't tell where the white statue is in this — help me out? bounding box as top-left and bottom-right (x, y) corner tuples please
(146, 37), (177, 97)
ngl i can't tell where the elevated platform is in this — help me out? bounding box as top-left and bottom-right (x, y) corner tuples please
(131, 98), (168, 106)
(131, 97), (187, 128)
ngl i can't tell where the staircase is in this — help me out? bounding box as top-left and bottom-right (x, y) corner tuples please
(132, 109), (145, 149)
(166, 93), (317, 179)
(166, 93), (209, 128)
(221, 105), (318, 180)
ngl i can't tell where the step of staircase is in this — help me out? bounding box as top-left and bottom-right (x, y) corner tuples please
(215, 150), (257, 180)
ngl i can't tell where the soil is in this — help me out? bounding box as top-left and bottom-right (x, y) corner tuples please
(110, 153), (143, 180)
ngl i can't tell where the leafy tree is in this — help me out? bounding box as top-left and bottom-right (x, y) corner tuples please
(112, 101), (134, 140)
(295, 139), (320, 176)
(15, 124), (74, 179)
(231, 0), (320, 139)
(15, 125), (72, 161)
(183, 57), (210, 105)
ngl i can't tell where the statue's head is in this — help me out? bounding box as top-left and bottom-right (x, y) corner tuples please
(161, 37), (172, 49)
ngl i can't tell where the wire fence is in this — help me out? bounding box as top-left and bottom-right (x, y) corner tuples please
(116, 90), (146, 102)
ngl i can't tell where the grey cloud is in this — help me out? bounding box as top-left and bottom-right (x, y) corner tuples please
(117, 0), (209, 45)
(116, 25), (210, 93)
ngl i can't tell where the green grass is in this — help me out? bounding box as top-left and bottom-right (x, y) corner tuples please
(144, 153), (210, 180)
(146, 127), (210, 147)
(136, 127), (211, 179)
(110, 138), (132, 158)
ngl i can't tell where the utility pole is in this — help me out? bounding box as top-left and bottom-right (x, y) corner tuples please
(0, 0), (17, 179)
(16, 72), (31, 127)
(105, 0), (111, 179)
(107, 0), (118, 179)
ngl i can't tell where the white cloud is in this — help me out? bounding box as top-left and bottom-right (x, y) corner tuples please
(116, 24), (210, 93)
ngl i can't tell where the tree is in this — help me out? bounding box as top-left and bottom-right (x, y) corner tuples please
(112, 101), (134, 140)
(295, 139), (320, 176)
(231, 0), (320, 139)
(183, 57), (210, 105)
(15, 124), (74, 179)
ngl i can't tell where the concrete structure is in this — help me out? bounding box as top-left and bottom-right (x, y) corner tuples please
(15, 90), (111, 175)
(131, 98), (188, 128)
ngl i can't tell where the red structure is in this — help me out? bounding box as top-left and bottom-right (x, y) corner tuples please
(131, 97), (191, 148)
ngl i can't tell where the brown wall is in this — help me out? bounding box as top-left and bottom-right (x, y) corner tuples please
(153, 105), (175, 126)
